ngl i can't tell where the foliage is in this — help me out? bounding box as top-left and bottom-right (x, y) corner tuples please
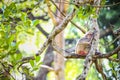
(0, 0), (44, 79)
(0, 0), (120, 80)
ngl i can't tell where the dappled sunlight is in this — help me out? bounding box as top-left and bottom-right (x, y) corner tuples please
(0, 0), (120, 80)
(19, 42), (38, 55)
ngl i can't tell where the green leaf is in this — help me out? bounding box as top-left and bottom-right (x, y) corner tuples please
(30, 60), (34, 67)
(4, 9), (10, 18)
(24, 19), (31, 27)
(16, 53), (22, 60)
(112, 54), (117, 58)
(20, 12), (27, 21)
(35, 56), (40, 62)
(3, 2), (17, 18)
(22, 67), (30, 75)
(32, 19), (39, 27)
(33, 67), (38, 71)
(8, 34), (15, 45)
(37, 61), (43, 66)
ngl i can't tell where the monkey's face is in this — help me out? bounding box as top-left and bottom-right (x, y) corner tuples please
(86, 33), (93, 39)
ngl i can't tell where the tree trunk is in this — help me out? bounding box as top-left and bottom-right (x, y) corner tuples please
(35, 45), (54, 80)
(54, 0), (66, 80)
(54, 31), (65, 80)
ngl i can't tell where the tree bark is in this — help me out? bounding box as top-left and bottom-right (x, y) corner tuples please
(54, 0), (66, 80)
(54, 32), (65, 80)
(35, 45), (54, 80)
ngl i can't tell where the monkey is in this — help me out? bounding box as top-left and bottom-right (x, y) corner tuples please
(75, 30), (94, 56)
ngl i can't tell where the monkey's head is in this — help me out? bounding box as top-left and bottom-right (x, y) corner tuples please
(85, 32), (94, 39)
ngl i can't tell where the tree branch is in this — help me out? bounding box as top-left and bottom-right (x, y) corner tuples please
(114, 28), (120, 35)
(40, 65), (54, 71)
(95, 46), (120, 58)
(107, 57), (120, 62)
(65, 46), (120, 60)
(51, 0), (86, 34)
(36, 24), (49, 37)
(94, 59), (107, 80)
(21, 8), (76, 62)
(35, 45), (54, 80)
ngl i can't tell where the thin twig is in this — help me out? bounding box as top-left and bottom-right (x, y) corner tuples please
(94, 59), (107, 80)
(52, 40), (66, 57)
(40, 65), (54, 71)
(51, 0), (86, 34)
(54, 1), (120, 8)
(17, 61), (29, 74)
(105, 35), (120, 48)
(107, 57), (120, 62)
(0, 63), (15, 80)
(20, 8), (76, 63)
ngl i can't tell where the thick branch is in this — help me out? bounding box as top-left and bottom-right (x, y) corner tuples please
(21, 8), (76, 62)
(51, 0), (86, 34)
(36, 24), (49, 37)
(35, 45), (54, 80)
(65, 46), (120, 60)
(95, 46), (120, 58)
(36, 9), (76, 55)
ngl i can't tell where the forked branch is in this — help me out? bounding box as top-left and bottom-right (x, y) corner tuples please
(19, 8), (76, 64)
